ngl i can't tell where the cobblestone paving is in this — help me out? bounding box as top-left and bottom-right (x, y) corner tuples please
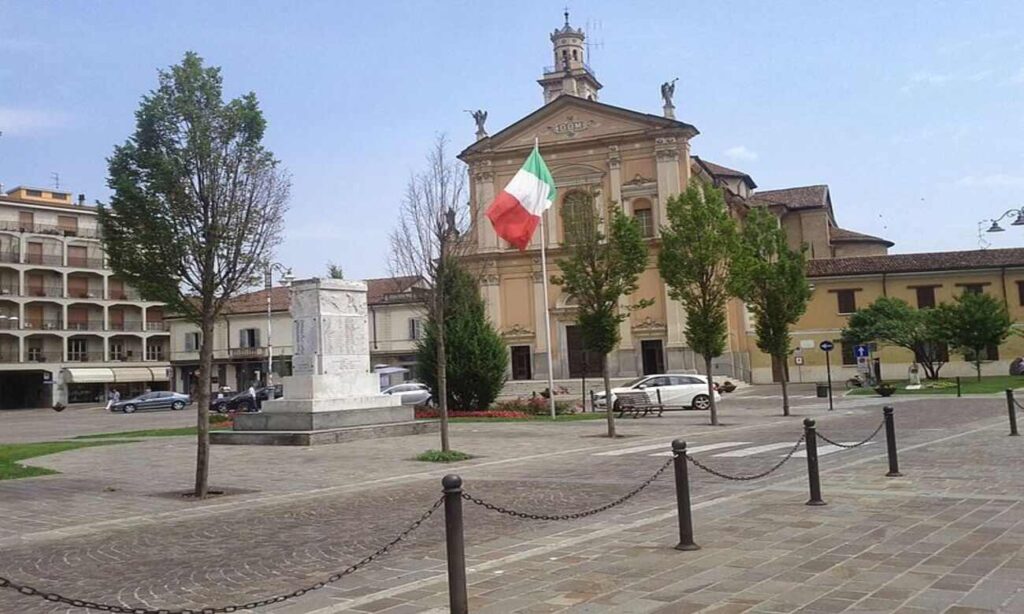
(0, 394), (1020, 613)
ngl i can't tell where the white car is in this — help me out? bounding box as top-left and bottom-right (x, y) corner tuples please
(593, 374), (720, 411)
(382, 382), (432, 406)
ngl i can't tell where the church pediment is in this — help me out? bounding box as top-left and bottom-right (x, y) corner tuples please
(459, 96), (698, 159)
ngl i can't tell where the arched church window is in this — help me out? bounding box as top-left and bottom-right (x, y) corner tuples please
(562, 190), (597, 245)
(572, 49), (578, 60)
(632, 198), (654, 238)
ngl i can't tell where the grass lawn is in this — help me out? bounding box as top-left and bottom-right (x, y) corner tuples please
(847, 375), (1024, 396)
(414, 449), (474, 462)
(0, 440), (136, 480)
(74, 425), (231, 439)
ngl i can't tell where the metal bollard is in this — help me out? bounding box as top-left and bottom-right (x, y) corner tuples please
(883, 406), (902, 476)
(956, 376), (962, 398)
(442, 475), (469, 614)
(803, 419), (826, 506)
(671, 440), (700, 551)
(1006, 390), (1020, 437)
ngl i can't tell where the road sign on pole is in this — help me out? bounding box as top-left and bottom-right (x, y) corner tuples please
(854, 344), (869, 359)
(819, 340), (834, 411)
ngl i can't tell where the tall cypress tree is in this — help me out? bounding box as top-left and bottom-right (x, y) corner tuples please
(417, 261), (508, 410)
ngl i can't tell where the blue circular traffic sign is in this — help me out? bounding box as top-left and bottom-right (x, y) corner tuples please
(819, 340), (834, 352)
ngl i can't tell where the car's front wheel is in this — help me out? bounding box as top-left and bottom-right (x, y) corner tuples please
(171, 401), (185, 411)
(122, 404), (137, 414)
(691, 394), (711, 411)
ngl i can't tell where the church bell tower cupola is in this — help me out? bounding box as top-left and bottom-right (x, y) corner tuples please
(538, 11), (603, 104)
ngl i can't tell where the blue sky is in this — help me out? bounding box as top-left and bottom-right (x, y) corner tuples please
(2, 0), (1023, 279)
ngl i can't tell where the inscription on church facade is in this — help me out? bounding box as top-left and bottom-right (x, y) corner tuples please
(548, 115), (597, 138)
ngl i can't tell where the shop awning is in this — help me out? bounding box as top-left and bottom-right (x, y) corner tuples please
(62, 367), (169, 384)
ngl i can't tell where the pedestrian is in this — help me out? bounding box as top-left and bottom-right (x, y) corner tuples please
(105, 389), (114, 411)
(112, 389), (121, 408)
(248, 383), (258, 412)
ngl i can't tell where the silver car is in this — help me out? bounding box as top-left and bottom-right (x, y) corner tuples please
(111, 391), (191, 414)
(382, 382), (432, 406)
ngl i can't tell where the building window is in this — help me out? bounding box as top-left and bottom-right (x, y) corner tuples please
(26, 189), (42, 197)
(632, 198), (653, 238)
(840, 341), (857, 366)
(68, 338), (88, 362)
(146, 343), (164, 361)
(110, 341), (125, 361)
(915, 286), (936, 309)
(511, 345), (532, 380)
(408, 318), (423, 340)
(835, 289), (857, 314)
(961, 284), (985, 295)
(239, 328), (260, 348)
(1018, 281), (1024, 307)
(184, 332), (201, 352)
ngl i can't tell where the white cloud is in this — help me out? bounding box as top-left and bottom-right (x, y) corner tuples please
(724, 145), (758, 162)
(956, 173), (1024, 188)
(901, 69), (994, 92)
(0, 107), (70, 136)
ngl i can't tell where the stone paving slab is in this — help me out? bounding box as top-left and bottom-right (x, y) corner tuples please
(0, 395), (1021, 613)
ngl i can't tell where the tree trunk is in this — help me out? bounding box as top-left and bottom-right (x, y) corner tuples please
(778, 354), (790, 417)
(705, 355), (718, 426)
(194, 313), (215, 498)
(435, 256), (450, 452)
(975, 357), (982, 382)
(602, 353), (615, 438)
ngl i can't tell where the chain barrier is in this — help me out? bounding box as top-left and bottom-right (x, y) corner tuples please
(0, 496), (444, 614)
(462, 457), (673, 521)
(815, 419), (885, 449)
(1013, 398), (1024, 411)
(685, 434), (805, 481)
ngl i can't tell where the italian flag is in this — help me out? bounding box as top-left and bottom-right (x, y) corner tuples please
(486, 145), (557, 250)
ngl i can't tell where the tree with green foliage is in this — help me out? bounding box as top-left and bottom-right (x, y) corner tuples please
(730, 207), (811, 416)
(417, 261), (507, 410)
(551, 191), (651, 438)
(934, 292), (1012, 381)
(100, 53), (288, 498)
(658, 180), (738, 426)
(842, 297), (950, 381)
(326, 262), (344, 279)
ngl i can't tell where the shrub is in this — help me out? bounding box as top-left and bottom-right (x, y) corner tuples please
(209, 414), (231, 425)
(493, 397), (576, 416)
(874, 383), (897, 397)
(415, 449), (473, 463)
(415, 407), (530, 419)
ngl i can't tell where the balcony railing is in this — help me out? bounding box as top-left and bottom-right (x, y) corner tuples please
(0, 252), (19, 264)
(145, 321), (167, 331)
(66, 320), (106, 331)
(25, 254), (64, 266)
(67, 257), (105, 270)
(67, 289), (104, 299)
(108, 289), (142, 300)
(67, 351), (105, 363)
(0, 283), (18, 296)
(0, 351), (19, 363)
(109, 320), (145, 332)
(0, 220), (102, 239)
(543, 61), (596, 75)
(23, 319), (63, 331)
(25, 350), (63, 363)
(25, 285), (64, 298)
(110, 353), (144, 362)
(229, 346), (267, 359)
(0, 319), (18, 330)
(145, 350), (167, 361)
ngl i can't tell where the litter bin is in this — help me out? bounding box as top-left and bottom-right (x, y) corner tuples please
(816, 383), (830, 398)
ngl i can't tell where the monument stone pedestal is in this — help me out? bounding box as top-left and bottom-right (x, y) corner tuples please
(212, 278), (437, 446)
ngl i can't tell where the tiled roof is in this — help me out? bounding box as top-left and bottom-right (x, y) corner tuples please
(752, 185), (829, 210)
(366, 276), (423, 304)
(220, 286), (291, 314)
(807, 247), (1024, 277)
(692, 157), (757, 189)
(830, 227), (894, 247)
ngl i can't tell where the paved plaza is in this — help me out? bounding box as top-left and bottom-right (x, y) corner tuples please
(1, 389), (1022, 613)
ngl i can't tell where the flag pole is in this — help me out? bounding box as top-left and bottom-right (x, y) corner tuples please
(536, 137), (557, 420)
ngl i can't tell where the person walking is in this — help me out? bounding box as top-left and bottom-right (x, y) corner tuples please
(248, 383), (258, 412)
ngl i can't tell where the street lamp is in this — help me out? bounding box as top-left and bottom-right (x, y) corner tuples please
(979, 207), (1024, 247)
(264, 263), (294, 387)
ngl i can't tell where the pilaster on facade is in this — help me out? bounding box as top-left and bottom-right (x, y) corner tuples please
(654, 137), (683, 238)
(607, 145), (622, 206)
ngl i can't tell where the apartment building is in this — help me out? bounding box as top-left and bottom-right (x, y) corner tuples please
(0, 186), (170, 408)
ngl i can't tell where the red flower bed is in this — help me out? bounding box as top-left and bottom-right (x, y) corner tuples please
(415, 408), (531, 420)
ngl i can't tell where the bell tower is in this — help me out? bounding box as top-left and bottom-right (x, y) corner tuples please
(537, 11), (603, 104)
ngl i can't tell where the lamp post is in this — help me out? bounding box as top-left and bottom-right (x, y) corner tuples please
(264, 263), (294, 387)
(978, 207), (1024, 248)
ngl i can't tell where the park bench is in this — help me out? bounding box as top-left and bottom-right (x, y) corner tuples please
(611, 389), (701, 418)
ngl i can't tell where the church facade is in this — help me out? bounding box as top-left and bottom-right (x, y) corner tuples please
(458, 15), (1024, 387)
